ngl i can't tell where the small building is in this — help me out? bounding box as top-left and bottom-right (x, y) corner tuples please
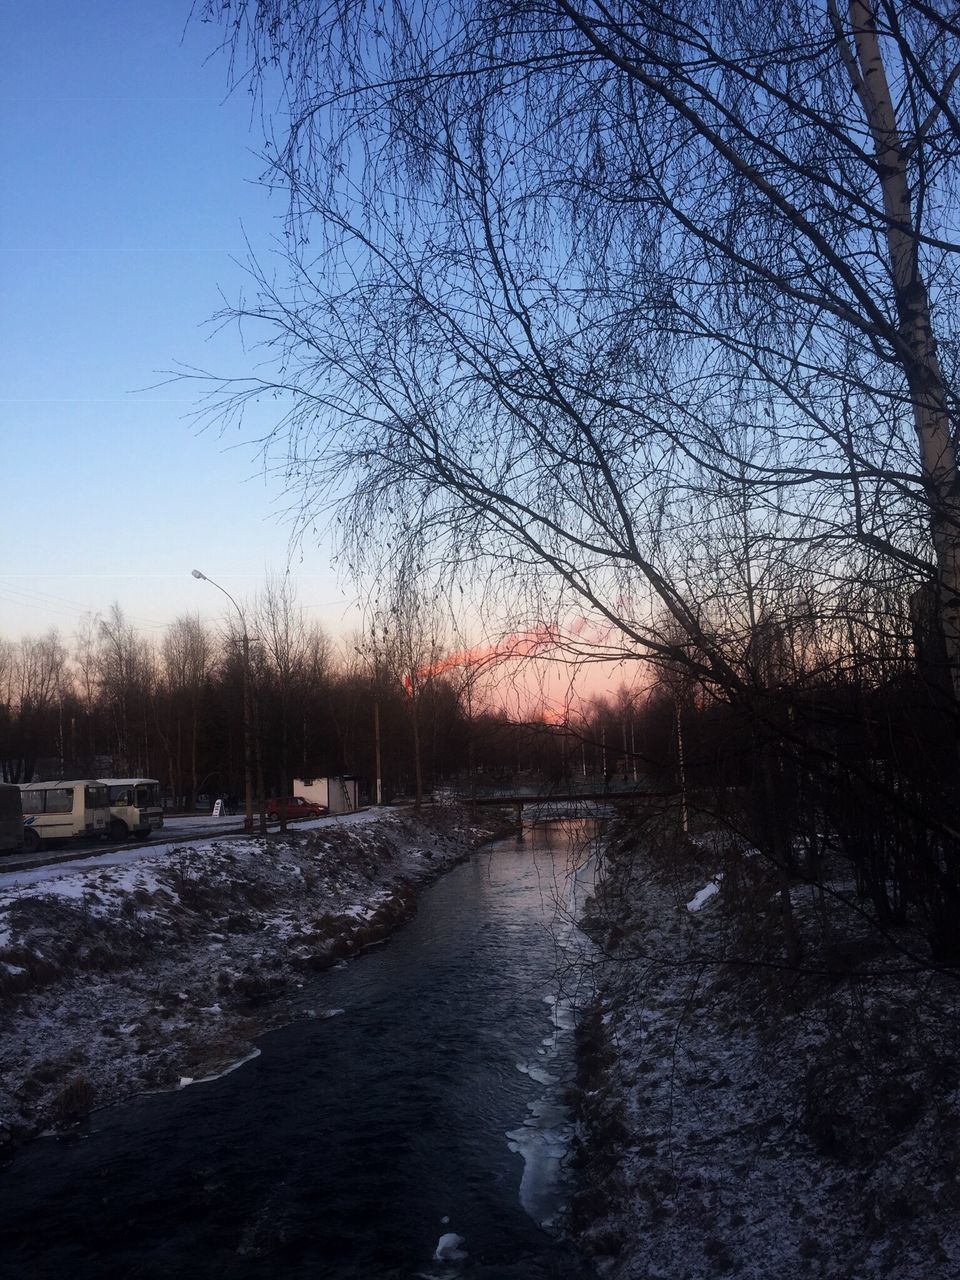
(294, 776), (358, 815)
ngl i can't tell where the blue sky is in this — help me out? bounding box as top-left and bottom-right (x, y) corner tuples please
(1, 4), (352, 643)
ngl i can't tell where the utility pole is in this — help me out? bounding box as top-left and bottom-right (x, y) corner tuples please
(192, 569), (256, 833)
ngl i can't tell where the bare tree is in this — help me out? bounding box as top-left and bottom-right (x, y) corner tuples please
(158, 614), (212, 809)
(180, 0), (960, 961)
(0, 639), (14, 781)
(256, 575), (309, 829)
(0, 632), (67, 782)
(191, 1), (960, 713)
(379, 573), (448, 810)
(97, 605), (156, 775)
(299, 619), (332, 780)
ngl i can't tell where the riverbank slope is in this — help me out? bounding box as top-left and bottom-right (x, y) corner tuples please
(572, 810), (960, 1279)
(0, 808), (503, 1155)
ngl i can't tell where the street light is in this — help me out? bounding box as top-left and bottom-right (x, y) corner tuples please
(355, 644), (383, 806)
(192, 569), (255, 833)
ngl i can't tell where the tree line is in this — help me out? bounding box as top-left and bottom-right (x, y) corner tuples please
(0, 596), (651, 809)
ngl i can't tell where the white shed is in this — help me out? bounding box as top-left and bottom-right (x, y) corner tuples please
(293, 776), (358, 815)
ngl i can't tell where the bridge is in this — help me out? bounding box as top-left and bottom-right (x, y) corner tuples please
(459, 787), (653, 834)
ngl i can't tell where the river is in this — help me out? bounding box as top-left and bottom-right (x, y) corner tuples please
(0, 820), (599, 1279)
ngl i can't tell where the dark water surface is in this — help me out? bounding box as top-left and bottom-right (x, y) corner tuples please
(0, 822), (598, 1279)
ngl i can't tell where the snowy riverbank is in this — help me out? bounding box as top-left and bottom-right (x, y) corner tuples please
(571, 812), (960, 1279)
(0, 808), (504, 1154)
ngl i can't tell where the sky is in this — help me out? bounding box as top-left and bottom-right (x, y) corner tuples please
(1, 4), (354, 645)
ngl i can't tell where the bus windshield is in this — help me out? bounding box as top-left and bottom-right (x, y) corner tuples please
(135, 782), (160, 808)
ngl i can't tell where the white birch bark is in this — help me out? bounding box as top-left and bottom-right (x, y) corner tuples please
(841, 0), (960, 705)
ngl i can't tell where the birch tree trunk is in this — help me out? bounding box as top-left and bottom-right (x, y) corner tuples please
(841, 0), (960, 708)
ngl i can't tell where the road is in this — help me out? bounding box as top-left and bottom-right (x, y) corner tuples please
(0, 809), (384, 881)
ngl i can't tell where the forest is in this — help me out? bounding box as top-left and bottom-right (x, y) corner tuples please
(0, 600), (649, 810)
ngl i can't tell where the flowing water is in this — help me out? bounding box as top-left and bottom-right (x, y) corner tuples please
(0, 821), (599, 1279)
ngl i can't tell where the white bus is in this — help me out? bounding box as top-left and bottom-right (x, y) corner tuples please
(0, 783), (23, 857)
(100, 778), (163, 841)
(19, 780), (110, 854)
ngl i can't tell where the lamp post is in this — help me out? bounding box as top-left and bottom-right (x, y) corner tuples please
(192, 569), (254, 833)
(355, 643), (383, 806)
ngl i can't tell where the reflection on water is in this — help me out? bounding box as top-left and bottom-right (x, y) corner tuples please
(0, 821), (598, 1279)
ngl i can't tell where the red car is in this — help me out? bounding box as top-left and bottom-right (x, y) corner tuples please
(266, 796), (329, 822)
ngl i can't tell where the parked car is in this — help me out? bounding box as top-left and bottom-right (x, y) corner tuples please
(266, 796), (329, 822)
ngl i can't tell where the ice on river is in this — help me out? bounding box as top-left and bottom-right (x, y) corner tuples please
(507, 993), (580, 1228)
(433, 1232), (467, 1262)
(177, 1047), (261, 1089)
(506, 1100), (574, 1228)
(515, 1061), (559, 1087)
(503, 844), (599, 1229)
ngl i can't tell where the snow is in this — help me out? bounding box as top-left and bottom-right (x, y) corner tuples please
(0, 809), (500, 1151)
(433, 1233), (467, 1262)
(515, 1061), (558, 1086)
(506, 1090), (574, 1228)
(20, 803), (945, 1277)
(0, 808), (385, 895)
(573, 818), (960, 1279)
(178, 1047), (261, 1089)
(686, 876), (721, 912)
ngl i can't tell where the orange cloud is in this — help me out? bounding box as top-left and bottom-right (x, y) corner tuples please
(414, 625), (560, 684)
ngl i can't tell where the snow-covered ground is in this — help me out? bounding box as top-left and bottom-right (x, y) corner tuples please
(0, 807), (502, 1152)
(571, 817), (960, 1279)
(0, 807), (382, 879)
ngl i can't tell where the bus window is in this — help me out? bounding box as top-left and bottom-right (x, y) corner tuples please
(135, 782), (160, 808)
(45, 788), (73, 814)
(86, 785), (109, 810)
